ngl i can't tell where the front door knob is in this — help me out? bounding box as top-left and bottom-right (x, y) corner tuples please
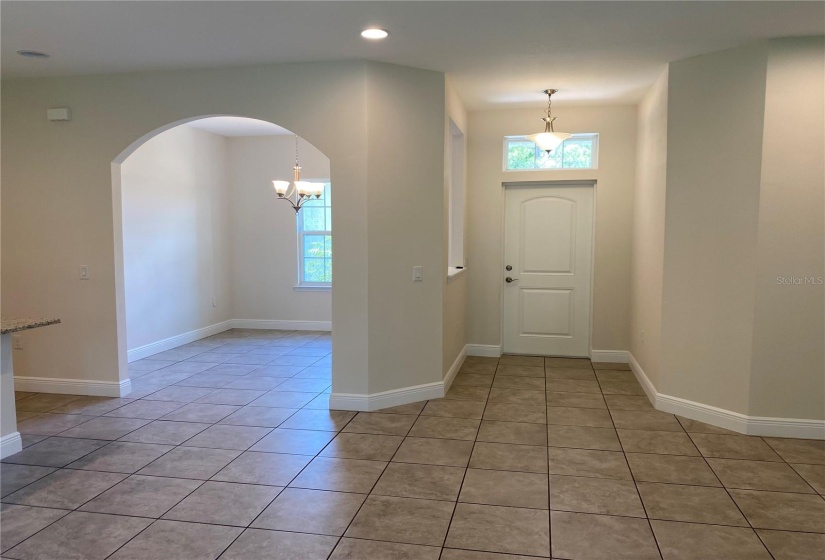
(505, 277), (518, 283)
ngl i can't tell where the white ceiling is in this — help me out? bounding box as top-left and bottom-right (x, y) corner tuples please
(3, 1), (822, 109)
(187, 116), (293, 137)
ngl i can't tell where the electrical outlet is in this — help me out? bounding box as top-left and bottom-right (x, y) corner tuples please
(12, 335), (23, 350)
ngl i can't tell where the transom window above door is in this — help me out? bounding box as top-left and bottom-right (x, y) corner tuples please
(297, 181), (331, 286)
(504, 133), (599, 171)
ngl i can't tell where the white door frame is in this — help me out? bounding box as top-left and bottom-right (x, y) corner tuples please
(500, 180), (598, 357)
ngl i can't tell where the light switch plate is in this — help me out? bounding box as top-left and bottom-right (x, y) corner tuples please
(413, 266), (423, 282)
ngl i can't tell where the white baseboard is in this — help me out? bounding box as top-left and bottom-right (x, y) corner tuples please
(0, 432), (22, 459)
(628, 353), (825, 440)
(467, 344), (501, 358)
(127, 319), (333, 363)
(127, 320), (233, 362)
(330, 381), (444, 412)
(14, 376), (132, 398)
(443, 345), (468, 394)
(590, 350), (630, 363)
(230, 319), (331, 332)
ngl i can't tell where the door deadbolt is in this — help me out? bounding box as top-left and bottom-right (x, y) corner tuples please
(505, 265), (512, 271)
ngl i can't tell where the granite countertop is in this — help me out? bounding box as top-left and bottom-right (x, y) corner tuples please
(1, 318), (61, 334)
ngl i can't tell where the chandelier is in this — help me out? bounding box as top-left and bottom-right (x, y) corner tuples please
(272, 135), (324, 213)
(526, 89), (571, 153)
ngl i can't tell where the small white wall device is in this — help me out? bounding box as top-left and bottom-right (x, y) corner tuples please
(47, 107), (71, 121)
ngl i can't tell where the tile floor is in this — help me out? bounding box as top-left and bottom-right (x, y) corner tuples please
(1, 329), (824, 559)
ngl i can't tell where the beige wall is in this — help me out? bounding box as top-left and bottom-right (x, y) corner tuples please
(443, 77), (469, 376)
(749, 37), (825, 419)
(660, 44), (768, 414)
(122, 125), (232, 350)
(227, 135), (331, 323)
(630, 69), (668, 387)
(2, 60), (447, 400)
(466, 105), (637, 353)
(365, 63), (446, 393)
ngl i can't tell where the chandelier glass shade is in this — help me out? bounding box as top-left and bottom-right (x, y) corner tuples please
(525, 89), (571, 153)
(272, 135), (324, 213)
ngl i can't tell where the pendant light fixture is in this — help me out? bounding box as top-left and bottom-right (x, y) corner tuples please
(526, 89), (571, 153)
(272, 135), (324, 213)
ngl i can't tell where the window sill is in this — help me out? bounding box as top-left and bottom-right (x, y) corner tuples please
(447, 267), (466, 283)
(294, 285), (331, 292)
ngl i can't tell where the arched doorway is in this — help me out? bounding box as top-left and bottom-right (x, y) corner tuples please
(112, 115), (333, 404)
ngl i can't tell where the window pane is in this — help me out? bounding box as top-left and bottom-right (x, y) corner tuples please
(325, 207), (332, 230)
(302, 208), (325, 231)
(561, 139), (593, 168)
(324, 183), (331, 202)
(304, 235), (326, 259)
(304, 258), (326, 283)
(507, 141), (537, 170)
(536, 145), (562, 169)
(324, 235), (332, 258)
(324, 259), (332, 283)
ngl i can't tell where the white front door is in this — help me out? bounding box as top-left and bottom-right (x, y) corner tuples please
(502, 183), (594, 357)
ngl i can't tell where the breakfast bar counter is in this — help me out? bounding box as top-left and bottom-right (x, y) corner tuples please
(1, 317), (61, 458)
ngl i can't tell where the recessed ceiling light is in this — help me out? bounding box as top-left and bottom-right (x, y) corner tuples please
(361, 28), (389, 40)
(17, 50), (50, 59)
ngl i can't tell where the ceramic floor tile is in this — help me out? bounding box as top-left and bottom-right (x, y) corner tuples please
(141, 386), (216, 402)
(373, 401), (428, 415)
(220, 529), (338, 560)
(651, 520), (772, 560)
(372, 462), (465, 501)
(17, 414), (93, 436)
(547, 406), (614, 428)
(708, 457), (816, 493)
(626, 453), (722, 486)
(108, 519), (242, 560)
(791, 463), (825, 494)
(546, 357), (591, 369)
(252, 487), (365, 536)
(67, 441), (174, 473)
(594, 369), (636, 382)
(477, 420), (547, 446)
(391, 437), (474, 467)
(15, 394), (85, 413)
(1, 437), (108, 468)
(545, 391), (606, 409)
(159, 403), (241, 423)
(604, 394), (655, 411)
(342, 412), (418, 435)
(345, 495), (454, 546)
(408, 416), (480, 441)
(103, 400), (186, 420)
(459, 468), (548, 509)
(500, 355), (545, 367)
(689, 434), (784, 462)
(421, 399), (486, 419)
(118, 420), (210, 445)
(610, 409), (683, 432)
(4, 511), (151, 560)
(330, 538), (441, 560)
(491, 376), (545, 391)
(598, 380), (646, 395)
(218, 406), (297, 427)
(445, 503), (550, 557)
(79, 474), (202, 518)
(444, 386), (491, 402)
(0, 504), (68, 553)
(278, 409), (355, 431)
(617, 429), (700, 456)
(56, 417), (151, 440)
(545, 379), (601, 394)
(440, 550), (539, 560)
(546, 367), (597, 381)
(3, 469), (127, 509)
(592, 362), (631, 371)
(180, 424), (272, 451)
(637, 481), (748, 526)
(137, 446), (240, 480)
(319, 432), (403, 461)
(551, 511), (660, 560)
(763, 437), (825, 465)
(547, 425), (621, 451)
(548, 447), (632, 480)
(452, 374), (494, 388)
(250, 391), (317, 408)
(676, 416), (739, 435)
(0, 464), (57, 498)
(469, 441), (548, 473)
(730, 489), (825, 532)
(756, 529), (825, 560)
(482, 402), (546, 424)
(162, 481), (281, 526)
(495, 365), (545, 378)
(212, 451), (311, 486)
(487, 388), (545, 406)
(195, 389), (267, 405)
(249, 428), (335, 455)
(290, 457), (387, 493)
(549, 475), (645, 517)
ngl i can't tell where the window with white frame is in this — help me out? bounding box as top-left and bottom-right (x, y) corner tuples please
(504, 133), (599, 171)
(297, 182), (331, 285)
